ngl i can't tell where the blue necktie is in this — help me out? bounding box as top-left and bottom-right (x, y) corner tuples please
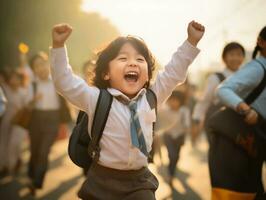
(128, 101), (148, 156)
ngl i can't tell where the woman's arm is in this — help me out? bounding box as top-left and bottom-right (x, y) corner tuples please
(217, 61), (265, 124)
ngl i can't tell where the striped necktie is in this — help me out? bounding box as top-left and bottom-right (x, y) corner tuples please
(128, 101), (148, 156)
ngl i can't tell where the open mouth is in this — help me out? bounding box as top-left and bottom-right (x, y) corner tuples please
(124, 71), (139, 82)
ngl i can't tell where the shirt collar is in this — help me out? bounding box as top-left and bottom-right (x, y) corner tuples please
(35, 75), (52, 83)
(107, 88), (146, 102)
(222, 68), (234, 77)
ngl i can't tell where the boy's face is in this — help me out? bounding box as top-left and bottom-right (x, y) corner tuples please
(105, 43), (149, 98)
(33, 57), (50, 80)
(167, 98), (181, 111)
(8, 74), (21, 89)
(224, 48), (245, 72)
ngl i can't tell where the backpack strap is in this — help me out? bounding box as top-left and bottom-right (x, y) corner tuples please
(146, 88), (157, 114)
(146, 88), (157, 163)
(245, 60), (266, 104)
(87, 89), (113, 162)
(214, 72), (226, 83)
(146, 88), (157, 134)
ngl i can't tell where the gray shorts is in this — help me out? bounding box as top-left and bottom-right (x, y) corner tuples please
(78, 163), (159, 200)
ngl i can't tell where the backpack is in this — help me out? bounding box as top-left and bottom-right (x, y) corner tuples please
(207, 60), (266, 158)
(68, 88), (157, 170)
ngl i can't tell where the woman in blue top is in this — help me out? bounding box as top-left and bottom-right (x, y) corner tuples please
(210, 26), (266, 200)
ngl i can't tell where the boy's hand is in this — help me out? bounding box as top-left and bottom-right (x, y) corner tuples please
(52, 24), (73, 48)
(187, 21), (205, 47)
(237, 102), (258, 125)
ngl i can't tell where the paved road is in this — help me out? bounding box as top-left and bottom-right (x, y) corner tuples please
(0, 135), (264, 200)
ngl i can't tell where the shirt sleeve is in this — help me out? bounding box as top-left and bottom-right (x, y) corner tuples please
(49, 46), (99, 114)
(217, 61), (264, 110)
(150, 40), (200, 105)
(192, 74), (220, 121)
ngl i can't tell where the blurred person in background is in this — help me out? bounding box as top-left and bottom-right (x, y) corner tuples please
(212, 26), (266, 200)
(191, 42), (245, 146)
(0, 68), (30, 177)
(157, 91), (190, 187)
(17, 43), (35, 86)
(82, 59), (95, 85)
(27, 52), (71, 195)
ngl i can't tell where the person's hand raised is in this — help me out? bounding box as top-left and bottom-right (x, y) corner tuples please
(52, 24), (73, 48)
(187, 20), (205, 47)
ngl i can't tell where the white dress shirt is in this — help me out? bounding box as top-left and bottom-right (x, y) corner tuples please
(156, 105), (191, 139)
(34, 77), (60, 110)
(192, 68), (234, 122)
(50, 40), (199, 170)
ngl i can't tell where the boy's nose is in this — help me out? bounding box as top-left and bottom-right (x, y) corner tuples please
(128, 60), (138, 67)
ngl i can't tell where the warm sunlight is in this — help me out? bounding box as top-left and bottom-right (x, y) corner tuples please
(80, 0), (265, 82)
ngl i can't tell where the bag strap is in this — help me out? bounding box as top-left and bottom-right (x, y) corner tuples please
(214, 72), (226, 83)
(245, 60), (266, 104)
(146, 88), (157, 139)
(146, 88), (157, 114)
(88, 89), (113, 160)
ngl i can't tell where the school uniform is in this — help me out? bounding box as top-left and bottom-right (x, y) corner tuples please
(28, 77), (70, 188)
(50, 40), (200, 199)
(159, 105), (190, 176)
(0, 84), (29, 172)
(210, 56), (266, 199)
(192, 68), (234, 123)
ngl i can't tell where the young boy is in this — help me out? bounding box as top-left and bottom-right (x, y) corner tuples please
(158, 90), (190, 187)
(50, 21), (204, 199)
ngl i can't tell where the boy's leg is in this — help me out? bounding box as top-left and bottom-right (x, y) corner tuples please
(164, 134), (185, 177)
(28, 112), (42, 180)
(33, 111), (60, 188)
(163, 134), (178, 176)
(123, 190), (156, 200)
(7, 125), (27, 173)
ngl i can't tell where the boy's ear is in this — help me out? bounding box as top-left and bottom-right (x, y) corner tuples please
(103, 73), (110, 80)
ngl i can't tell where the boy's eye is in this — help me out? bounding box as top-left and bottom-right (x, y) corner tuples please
(118, 57), (127, 61)
(137, 58), (145, 62)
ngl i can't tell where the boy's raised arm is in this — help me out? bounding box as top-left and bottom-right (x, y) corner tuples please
(50, 24), (99, 113)
(151, 21), (205, 105)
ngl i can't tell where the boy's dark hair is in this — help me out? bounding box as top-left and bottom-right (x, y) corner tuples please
(222, 42), (245, 60)
(252, 26), (266, 59)
(169, 90), (185, 105)
(2, 67), (23, 83)
(29, 51), (48, 70)
(93, 36), (155, 89)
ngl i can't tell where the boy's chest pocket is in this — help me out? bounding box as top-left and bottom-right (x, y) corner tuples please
(138, 109), (156, 124)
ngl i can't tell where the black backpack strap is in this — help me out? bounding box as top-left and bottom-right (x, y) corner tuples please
(146, 88), (157, 163)
(88, 89), (113, 162)
(214, 72), (226, 83)
(146, 88), (157, 114)
(245, 60), (266, 104)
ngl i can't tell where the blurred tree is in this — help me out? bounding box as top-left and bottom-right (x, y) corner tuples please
(0, 0), (120, 70)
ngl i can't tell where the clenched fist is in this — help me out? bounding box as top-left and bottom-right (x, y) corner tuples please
(187, 20), (205, 47)
(52, 24), (73, 48)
